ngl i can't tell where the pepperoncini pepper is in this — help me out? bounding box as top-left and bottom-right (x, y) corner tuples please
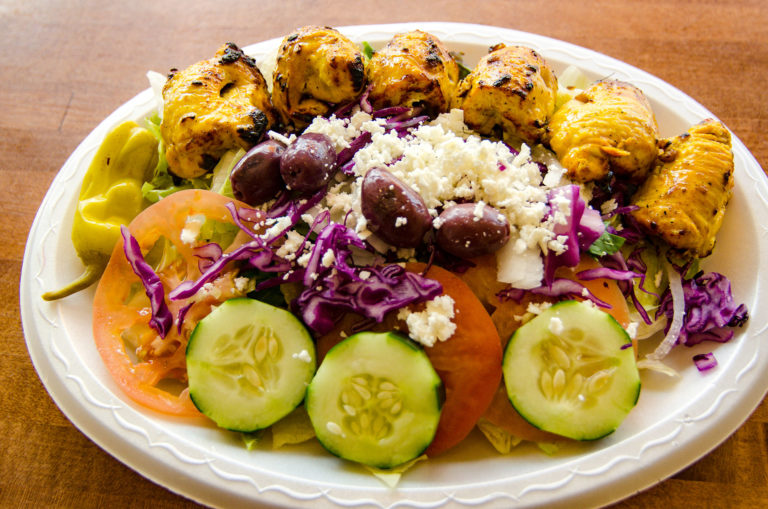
(42, 121), (158, 300)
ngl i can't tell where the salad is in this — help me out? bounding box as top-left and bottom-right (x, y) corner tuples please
(44, 26), (748, 477)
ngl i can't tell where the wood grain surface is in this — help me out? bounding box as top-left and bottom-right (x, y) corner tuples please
(2, 1), (766, 507)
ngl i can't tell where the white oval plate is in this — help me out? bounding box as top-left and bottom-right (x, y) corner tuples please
(21, 22), (768, 508)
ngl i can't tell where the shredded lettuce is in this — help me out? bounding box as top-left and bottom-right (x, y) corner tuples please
(457, 60), (472, 80)
(361, 41), (375, 60)
(141, 113), (211, 202)
(588, 229), (625, 257)
(210, 148), (246, 197)
(270, 406), (315, 449)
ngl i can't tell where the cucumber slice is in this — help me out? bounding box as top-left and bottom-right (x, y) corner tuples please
(306, 332), (442, 469)
(502, 300), (640, 440)
(186, 298), (316, 432)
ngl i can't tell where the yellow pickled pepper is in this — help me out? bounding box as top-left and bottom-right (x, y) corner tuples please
(42, 121), (158, 300)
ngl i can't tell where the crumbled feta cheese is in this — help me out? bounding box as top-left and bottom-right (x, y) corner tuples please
(262, 215), (293, 241)
(296, 252), (311, 268)
(473, 201), (485, 221)
(626, 322), (639, 340)
(267, 130), (294, 147)
(180, 214), (206, 245)
(397, 295), (457, 347)
(395, 216), (408, 227)
(276, 230), (307, 260)
(292, 349), (313, 363)
(526, 301), (553, 315)
(548, 316), (564, 335)
(321, 249), (335, 268)
(196, 282), (222, 300)
(303, 108), (585, 290)
(234, 277), (251, 293)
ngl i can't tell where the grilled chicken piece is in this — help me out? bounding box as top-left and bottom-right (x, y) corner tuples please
(272, 26), (365, 129)
(630, 119), (734, 258)
(365, 30), (459, 116)
(452, 44), (558, 145)
(161, 43), (277, 179)
(547, 79), (658, 183)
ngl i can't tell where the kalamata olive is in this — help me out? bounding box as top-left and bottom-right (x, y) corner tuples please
(435, 203), (510, 258)
(360, 167), (432, 248)
(279, 132), (337, 194)
(229, 139), (287, 205)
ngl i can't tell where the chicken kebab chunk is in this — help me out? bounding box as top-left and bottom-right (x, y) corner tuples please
(630, 119), (735, 258)
(162, 43), (277, 179)
(452, 44), (558, 145)
(547, 79), (658, 183)
(365, 30), (459, 116)
(272, 25), (366, 129)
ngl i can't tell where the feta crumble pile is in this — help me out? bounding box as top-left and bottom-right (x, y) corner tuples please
(301, 108), (571, 289)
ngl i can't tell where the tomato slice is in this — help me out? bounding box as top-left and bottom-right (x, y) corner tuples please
(411, 263), (503, 457)
(317, 262), (503, 457)
(93, 189), (252, 416)
(557, 256), (632, 329)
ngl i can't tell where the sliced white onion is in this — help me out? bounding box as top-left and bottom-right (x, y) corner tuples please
(636, 357), (680, 378)
(647, 260), (685, 361)
(146, 70), (166, 118)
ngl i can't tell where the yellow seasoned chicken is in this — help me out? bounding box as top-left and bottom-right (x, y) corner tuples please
(161, 43), (277, 179)
(365, 30), (459, 116)
(272, 26), (365, 129)
(630, 119), (735, 258)
(548, 79), (658, 183)
(452, 44), (558, 145)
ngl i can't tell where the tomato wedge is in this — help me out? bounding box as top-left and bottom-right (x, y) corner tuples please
(317, 262), (503, 457)
(93, 189), (253, 416)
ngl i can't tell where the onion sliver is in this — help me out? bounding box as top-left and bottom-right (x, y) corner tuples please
(648, 261), (685, 360)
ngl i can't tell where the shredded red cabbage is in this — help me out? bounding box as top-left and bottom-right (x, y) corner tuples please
(599, 250), (653, 324)
(170, 241), (261, 300)
(577, 267), (640, 282)
(294, 263), (443, 334)
(195, 243), (223, 273)
(281, 212), (442, 333)
(656, 270), (748, 346)
(168, 194), (443, 334)
(267, 187), (326, 221)
(497, 278), (610, 309)
(336, 131), (372, 174)
(543, 185), (605, 285)
(604, 204), (639, 219)
(624, 246), (661, 301)
(611, 213), (645, 244)
(359, 85), (373, 113)
(120, 226), (173, 338)
(693, 352), (718, 372)
(176, 301), (193, 334)
(372, 106), (411, 118)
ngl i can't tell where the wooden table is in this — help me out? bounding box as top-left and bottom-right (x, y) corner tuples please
(3, 1), (766, 507)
